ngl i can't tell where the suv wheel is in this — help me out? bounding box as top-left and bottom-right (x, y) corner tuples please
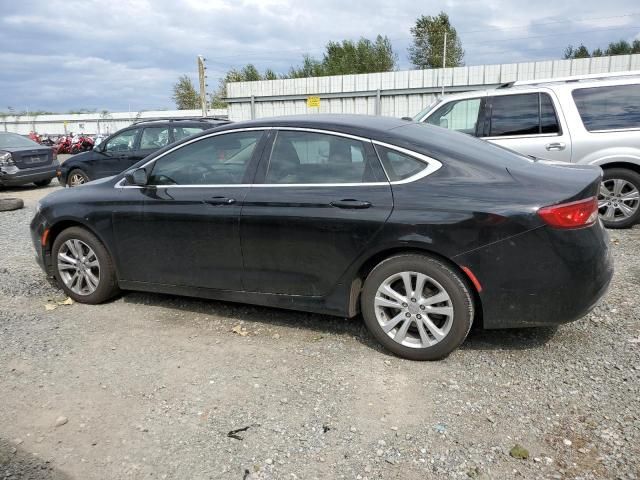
(67, 169), (90, 187)
(361, 254), (474, 361)
(52, 227), (120, 304)
(599, 168), (640, 229)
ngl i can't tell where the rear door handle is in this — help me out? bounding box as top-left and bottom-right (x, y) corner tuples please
(545, 142), (566, 151)
(330, 199), (372, 209)
(205, 196), (236, 206)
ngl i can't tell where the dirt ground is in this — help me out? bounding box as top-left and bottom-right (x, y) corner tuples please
(1, 183), (639, 480)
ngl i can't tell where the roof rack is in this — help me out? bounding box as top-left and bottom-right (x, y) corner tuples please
(498, 70), (640, 89)
(129, 116), (230, 125)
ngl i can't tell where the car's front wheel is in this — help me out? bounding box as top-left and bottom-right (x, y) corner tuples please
(67, 169), (90, 187)
(361, 254), (474, 360)
(52, 227), (120, 304)
(599, 168), (640, 229)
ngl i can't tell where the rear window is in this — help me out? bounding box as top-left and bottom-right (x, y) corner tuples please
(572, 84), (640, 131)
(0, 133), (39, 148)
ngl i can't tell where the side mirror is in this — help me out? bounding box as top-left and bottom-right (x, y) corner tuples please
(124, 168), (148, 186)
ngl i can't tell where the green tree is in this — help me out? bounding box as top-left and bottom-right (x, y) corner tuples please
(408, 12), (464, 68)
(321, 35), (397, 75)
(563, 39), (640, 59)
(288, 54), (325, 78)
(563, 44), (591, 59)
(172, 75), (200, 110)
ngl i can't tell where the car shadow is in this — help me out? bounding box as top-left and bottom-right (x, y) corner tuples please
(121, 292), (560, 355)
(0, 437), (72, 480)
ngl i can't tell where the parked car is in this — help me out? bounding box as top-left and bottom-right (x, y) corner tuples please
(31, 115), (612, 360)
(57, 118), (230, 187)
(414, 72), (640, 228)
(0, 132), (58, 187)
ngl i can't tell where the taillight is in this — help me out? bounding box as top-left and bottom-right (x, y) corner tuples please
(538, 196), (599, 229)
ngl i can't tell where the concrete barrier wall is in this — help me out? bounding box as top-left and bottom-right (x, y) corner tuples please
(1, 109), (228, 136)
(226, 54), (640, 121)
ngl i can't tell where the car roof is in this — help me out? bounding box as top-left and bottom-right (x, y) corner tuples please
(428, 73), (640, 103)
(213, 114), (413, 138)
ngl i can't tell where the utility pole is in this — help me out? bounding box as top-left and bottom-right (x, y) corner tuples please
(197, 55), (208, 117)
(441, 31), (447, 96)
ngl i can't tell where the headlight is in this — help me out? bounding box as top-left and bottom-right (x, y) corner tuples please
(0, 151), (14, 166)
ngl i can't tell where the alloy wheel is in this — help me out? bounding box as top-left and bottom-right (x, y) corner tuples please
(69, 173), (87, 187)
(57, 239), (101, 295)
(598, 179), (640, 222)
(374, 271), (454, 349)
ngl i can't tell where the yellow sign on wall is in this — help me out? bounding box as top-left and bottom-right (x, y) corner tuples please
(306, 96), (321, 108)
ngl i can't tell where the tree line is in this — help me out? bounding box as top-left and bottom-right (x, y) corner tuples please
(173, 12), (462, 109)
(173, 11), (639, 109)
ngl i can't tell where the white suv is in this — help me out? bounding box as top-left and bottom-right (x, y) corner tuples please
(414, 72), (640, 228)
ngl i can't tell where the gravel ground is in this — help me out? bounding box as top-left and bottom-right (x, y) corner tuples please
(1, 183), (639, 480)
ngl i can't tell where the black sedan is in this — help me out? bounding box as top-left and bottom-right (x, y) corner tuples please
(30, 115), (613, 360)
(0, 132), (58, 187)
(58, 118), (230, 187)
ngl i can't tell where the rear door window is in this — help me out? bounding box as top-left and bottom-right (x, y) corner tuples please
(140, 127), (170, 150)
(488, 93), (560, 137)
(172, 126), (205, 142)
(265, 131), (379, 184)
(572, 84), (640, 131)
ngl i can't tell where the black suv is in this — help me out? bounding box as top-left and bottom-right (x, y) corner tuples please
(57, 118), (230, 187)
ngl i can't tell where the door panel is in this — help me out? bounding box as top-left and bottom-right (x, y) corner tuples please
(112, 130), (266, 290)
(135, 186), (247, 290)
(240, 130), (393, 296)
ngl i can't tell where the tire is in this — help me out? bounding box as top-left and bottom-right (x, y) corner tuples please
(34, 178), (52, 187)
(67, 169), (90, 187)
(71, 146), (79, 154)
(599, 168), (640, 229)
(51, 226), (120, 304)
(0, 197), (24, 212)
(361, 254), (474, 361)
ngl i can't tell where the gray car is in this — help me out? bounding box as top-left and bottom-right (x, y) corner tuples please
(414, 72), (640, 228)
(0, 132), (58, 188)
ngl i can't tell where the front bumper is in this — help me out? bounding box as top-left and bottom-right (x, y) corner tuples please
(454, 222), (613, 329)
(30, 212), (51, 275)
(0, 164), (58, 186)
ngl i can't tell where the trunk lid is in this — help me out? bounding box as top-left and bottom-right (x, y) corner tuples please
(507, 159), (602, 205)
(6, 146), (54, 169)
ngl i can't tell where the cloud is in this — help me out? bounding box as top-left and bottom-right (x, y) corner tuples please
(0, 0), (638, 112)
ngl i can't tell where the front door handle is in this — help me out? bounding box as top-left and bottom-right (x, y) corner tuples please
(330, 199), (372, 209)
(545, 142), (566, 151)
(205, 196), (236, 206)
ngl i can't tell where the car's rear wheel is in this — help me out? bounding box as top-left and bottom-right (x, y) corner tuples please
(52, 227), (119, 304)
(361, 254), (474, 360)
(67, 169), (90, 187)
(599, 168), (640, 229)
(34, 179), (52, 187)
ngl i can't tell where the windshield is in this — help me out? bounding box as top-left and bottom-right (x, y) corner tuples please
(412, 99), (442, 121)
(0, 133), (40, 148)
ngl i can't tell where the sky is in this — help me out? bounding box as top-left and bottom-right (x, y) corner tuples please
(1, 0), (639, 113)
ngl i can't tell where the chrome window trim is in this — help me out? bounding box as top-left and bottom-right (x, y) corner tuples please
(114, 126), (443, 189)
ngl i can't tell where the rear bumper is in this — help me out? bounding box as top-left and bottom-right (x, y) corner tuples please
(0, 164), (58, 186)
(454, 222), (613, 329)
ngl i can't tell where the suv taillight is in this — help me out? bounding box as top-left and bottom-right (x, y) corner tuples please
(538, 196), (599, 229)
